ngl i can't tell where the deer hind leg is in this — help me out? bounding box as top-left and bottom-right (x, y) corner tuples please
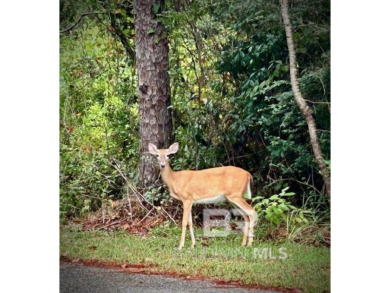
(179, 200), (192, 250)
(228, 196), (255, 246)
(230, 202), (249, 246)
(188, 211), (196, 248)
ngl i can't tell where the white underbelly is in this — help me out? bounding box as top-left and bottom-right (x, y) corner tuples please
(194, 194), (226, 205)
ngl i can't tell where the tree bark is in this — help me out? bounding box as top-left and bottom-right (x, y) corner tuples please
(279, 0), (331, 200)
(134, 0), (172, 187)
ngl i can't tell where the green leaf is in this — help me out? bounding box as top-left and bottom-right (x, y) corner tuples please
(252, 196), (263, 201)
(278, 203), (288, 211)
(281, 187), (290, 193)
(153, 3), (160, 14)
(147, 28), (155, 35)
(254, 203), (263, 209)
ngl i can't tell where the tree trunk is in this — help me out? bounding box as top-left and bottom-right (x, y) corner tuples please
(134, 0), (172, 187)
(279, 0), (331, 200)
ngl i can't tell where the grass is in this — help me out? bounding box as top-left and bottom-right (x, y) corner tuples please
(60, 224), (330, 293)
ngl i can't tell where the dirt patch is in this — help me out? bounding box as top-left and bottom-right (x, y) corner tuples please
(60, 256), (301, 292)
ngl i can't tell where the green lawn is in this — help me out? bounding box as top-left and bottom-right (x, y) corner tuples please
(60, 225), (330, 292)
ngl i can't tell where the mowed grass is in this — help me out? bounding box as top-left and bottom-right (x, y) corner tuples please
(60, 225), (330, 293)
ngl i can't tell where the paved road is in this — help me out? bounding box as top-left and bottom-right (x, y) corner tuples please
(60, 263), (276, 293)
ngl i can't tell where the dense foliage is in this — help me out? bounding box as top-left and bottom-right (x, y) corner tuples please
(60, 0), (330, 222)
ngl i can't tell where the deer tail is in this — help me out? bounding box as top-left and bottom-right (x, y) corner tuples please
(246, 173), (253, 199)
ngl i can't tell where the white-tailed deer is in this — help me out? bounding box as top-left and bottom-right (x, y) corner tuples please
(148, 142), (255, 249)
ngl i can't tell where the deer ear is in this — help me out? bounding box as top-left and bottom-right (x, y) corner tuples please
(167, 142), (179, 154)
(148, 143), (158, 155)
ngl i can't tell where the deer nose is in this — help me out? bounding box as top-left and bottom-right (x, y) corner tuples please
(160, 163), (165, 168)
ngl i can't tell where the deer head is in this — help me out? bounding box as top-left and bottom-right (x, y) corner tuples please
(148, 142), (179, 169)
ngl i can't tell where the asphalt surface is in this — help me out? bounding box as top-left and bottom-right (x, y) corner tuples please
(60, 263), (277, 293)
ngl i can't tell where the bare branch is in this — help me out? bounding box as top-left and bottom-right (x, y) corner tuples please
(60, 12), (104, 34)
(96, 0), (135, 61)
(109, 159), (175, 223)
(107, 10), (136, 60)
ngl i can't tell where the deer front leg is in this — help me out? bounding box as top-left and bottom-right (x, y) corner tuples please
(188, 210), (196, 248)
(178, 200), (192, 250)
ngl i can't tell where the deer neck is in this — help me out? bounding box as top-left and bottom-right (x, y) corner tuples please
(160, 162), (175, 189)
